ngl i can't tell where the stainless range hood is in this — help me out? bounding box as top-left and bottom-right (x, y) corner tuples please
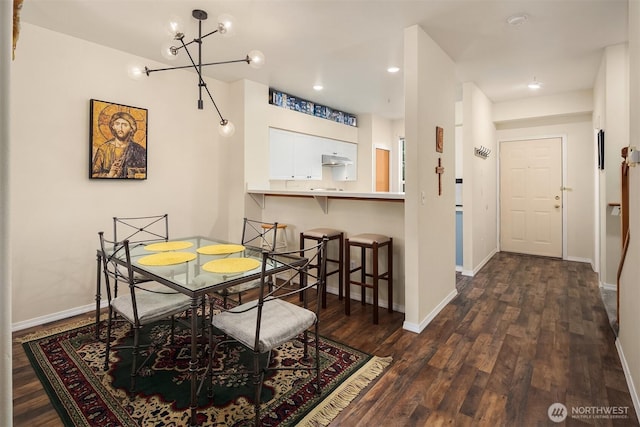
(321, 154), (353, 166)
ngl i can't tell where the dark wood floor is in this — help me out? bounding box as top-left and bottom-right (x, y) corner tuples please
(12, 252), (638, 426)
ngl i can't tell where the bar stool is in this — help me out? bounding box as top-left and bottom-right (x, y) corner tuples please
(300, 228), (344, 308)
(345, 233), (393, 324)
(261, 223), (288, 250)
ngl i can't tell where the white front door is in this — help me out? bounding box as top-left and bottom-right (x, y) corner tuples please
(500, 137), (562, 258)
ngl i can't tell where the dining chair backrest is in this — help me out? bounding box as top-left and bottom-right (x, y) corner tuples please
(252, 237), (328, 350)
(241, 217), (278, 251)
(98, 231), (127, 305)
(113, 214), (169, 248)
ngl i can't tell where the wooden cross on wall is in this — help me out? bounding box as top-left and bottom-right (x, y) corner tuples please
(435, 157), (444, 196)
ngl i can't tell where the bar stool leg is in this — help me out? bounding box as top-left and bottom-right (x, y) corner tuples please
(388, 238), (393, 313)
(373, 242), (379, 324)
(345, 238), (351, 316)
(360, 246), (366, 306)
(338, 232), (344, 300)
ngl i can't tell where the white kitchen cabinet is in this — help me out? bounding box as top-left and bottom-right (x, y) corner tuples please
(269, 128), (323, 180)
(269, 128), (296, 179)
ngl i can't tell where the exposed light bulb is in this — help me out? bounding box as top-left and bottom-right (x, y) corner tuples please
(387, 66), (400, 73)
(247, 50), (265, 69)
(219, 120), (235, 137)
(127, 65), (145, 80)
(313, 84), (323, 91)
(217, 14), (236, 37)
(160, 42), (179, 60)
(165, 15), (184, 37)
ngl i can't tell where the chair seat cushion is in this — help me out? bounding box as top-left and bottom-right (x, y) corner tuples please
(212, 299), (316, 353)
(303, 228), (342, 239)
(111, 282), (192, 325)
(348, 233), (390, 245)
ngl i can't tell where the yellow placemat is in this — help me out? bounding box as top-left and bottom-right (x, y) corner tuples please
(197, 244), (245, 255)
(202, 258), (261, 274)
(138, 252), (196, 266)
(144, 241), (193, 251)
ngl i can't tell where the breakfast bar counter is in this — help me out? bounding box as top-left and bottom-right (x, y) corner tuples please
(245, 188), (405, 313)
(247, 189), (404, 214)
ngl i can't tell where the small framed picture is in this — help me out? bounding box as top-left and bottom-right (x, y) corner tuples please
(597, 129), (605, 170)
(436, 126), (444, 153)
(90, 99), (148, 179)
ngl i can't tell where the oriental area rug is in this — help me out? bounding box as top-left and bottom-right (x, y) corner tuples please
(20, 302), (391, 426)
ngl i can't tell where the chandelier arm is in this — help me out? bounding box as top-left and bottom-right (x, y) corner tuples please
(176, 37), (206, 110)
(144, 58), (250, 75)
(176, 37), (226, 123)
(203, 81), (226, 124)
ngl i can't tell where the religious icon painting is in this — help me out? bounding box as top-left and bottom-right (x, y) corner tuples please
(436, 126), (444, 153)
(89, 99), (148, 180)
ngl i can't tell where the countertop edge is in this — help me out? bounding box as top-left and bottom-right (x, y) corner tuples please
(247, 189), (405, 201)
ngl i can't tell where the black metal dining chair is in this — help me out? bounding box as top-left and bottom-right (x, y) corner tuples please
(215, 218), (280, 307)
(98, 231), (192, 396)
(203, 237), (328, 426)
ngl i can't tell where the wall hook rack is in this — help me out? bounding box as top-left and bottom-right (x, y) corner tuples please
(474, 146), (491, 159)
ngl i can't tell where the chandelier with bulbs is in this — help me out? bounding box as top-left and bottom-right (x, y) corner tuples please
(133, 9), (264, 137)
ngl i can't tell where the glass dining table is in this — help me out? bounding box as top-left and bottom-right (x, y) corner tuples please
(96, 235), (305, 427)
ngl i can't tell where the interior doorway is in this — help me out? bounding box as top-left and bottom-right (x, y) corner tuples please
(500, 137), (563, 258)
(376, 148), (390, 192)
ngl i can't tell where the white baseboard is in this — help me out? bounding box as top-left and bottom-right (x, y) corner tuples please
(461, 248), (498, 277)
(12, 300), (106, 332)
(565, 256), (593, 265)
(615, 339), (640, 422)
(600, 282), (617, 291)
(403, 288), (458, 333)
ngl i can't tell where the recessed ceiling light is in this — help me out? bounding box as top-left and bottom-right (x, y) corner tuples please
(507, 13), (529, 26)
(313, 84), (323, 91)
(528, 77), (542, 89)
(387, 66), (400, 73)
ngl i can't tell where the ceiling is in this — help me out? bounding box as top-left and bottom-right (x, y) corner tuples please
(20, 0), (629, 120)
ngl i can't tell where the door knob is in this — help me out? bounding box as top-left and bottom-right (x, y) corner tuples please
(555, 204), (561, 208)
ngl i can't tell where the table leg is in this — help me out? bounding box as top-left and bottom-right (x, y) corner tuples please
(189, 295), (200, 426)
(95, 252), (102, 340)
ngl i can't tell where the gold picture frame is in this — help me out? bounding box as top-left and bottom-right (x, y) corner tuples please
(90, 99), (148, 180)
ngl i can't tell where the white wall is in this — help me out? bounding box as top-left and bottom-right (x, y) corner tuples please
(618, 0), (640, 416)
(10, 24), (232, 326)
(403, 25), (457, 331)
(496, 117), (595, 264)
(493, 89), (593, 123)
(461, 82), (498, 275)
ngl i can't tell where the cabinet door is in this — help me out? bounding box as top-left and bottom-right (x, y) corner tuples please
(332, 142), (358, 181)
(293, 135), (322, 180)
(269, 129), (295, 179)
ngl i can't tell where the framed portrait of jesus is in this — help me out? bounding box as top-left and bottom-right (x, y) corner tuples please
(89, 99), (148, 180)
